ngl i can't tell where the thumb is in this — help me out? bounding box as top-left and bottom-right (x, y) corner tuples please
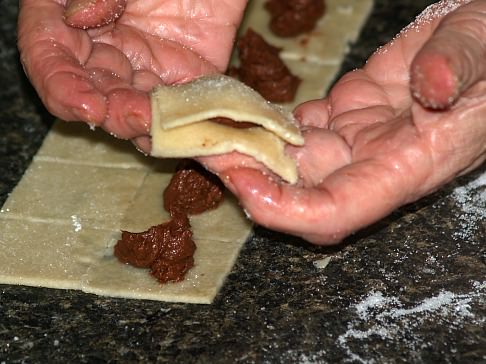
(410, 0), (486, 109)
(64, 0), (127, 29)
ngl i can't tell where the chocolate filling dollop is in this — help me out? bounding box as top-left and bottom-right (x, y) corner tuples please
(114, 160), (225, 284)
(229, 29), (301, 103)
(164, 160), (225, 216)
(265, 0), (326, 37)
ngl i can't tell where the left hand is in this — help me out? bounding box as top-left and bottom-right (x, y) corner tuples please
(18, 0), (248, 150)
(206, 0), (486, 245)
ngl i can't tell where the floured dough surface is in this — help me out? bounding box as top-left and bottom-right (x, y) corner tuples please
(152, 75), (302, 145)
(0, 122), (252, 304)
(2, 160), (146, 230)
(240, 0), (374, 64)
(35, 121), (153, 170)
(83, 240), (244, 303)
(151, 75), (303, 183)
(152, 120), (299, 184)
(0, 218), (115, 289)
(0, 0), (373, 303)
(237, 0), (374, 109)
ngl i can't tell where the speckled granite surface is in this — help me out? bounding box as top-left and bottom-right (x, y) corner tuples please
(1, 1), (485, 363)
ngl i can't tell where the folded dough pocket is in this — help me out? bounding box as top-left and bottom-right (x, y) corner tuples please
(150, 75), (304, 184)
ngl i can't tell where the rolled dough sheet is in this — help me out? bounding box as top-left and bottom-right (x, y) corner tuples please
(0, 0), (373, 303)
(0, 122), (252, 304)
(150, 75), (303, 183)
(151, 120), (299, 184)
(236, 0), (374, 109)
(35, 121), (154, 170)
(281, 60), (341, 110)
(240, 0), (374, 65)
(151, 75), (302, 145)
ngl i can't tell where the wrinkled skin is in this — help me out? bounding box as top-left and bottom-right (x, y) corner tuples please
(206, 0), (486, 244)
(18, 0), (248, 149)
(18, 0), (486, 245)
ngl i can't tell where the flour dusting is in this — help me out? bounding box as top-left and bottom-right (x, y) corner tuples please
(450, 171), (486, 240)
(70, 215), (82, 232)
(405, 0), (472, 32)
(337, 281), (485, 363)
(375, 0), (472, 55)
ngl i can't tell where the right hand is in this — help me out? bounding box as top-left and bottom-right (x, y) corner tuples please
(205, 0), (486, 245)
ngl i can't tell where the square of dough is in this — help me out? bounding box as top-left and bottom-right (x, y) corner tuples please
(280, 61), (341, 110)
(2, 161), (146, 230)
(0, 0), (372, 304)
(82, 239), (244, 303)
(0, 217), (117, 289)
(190, 192), (253, 243)
(35, 121), (154, 170)
(240, 0), (374, 65)
(120, 166), (253, 243)
(119, 169), (173, 232)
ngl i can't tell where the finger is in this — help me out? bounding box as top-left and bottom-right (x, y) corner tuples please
(293, 99), (330, 128)
(198, 152), (277, 181)
(131, 136), (151, 155)
(122, 0), (249, 71)
(286, 129), (351, 187)
(84, 43), (133, 82)
(85, 44), (150, 139)
(222, 167), (349, 244)
(329, 105), (397, 146)
(132, 71), (164, 92)
(18, 0), (107, 124)
(21, 39), (107, 124)
(42, 70), (107, 124)
(88, 70), (150, 139)
(410, 0), (486, 109)
(65, 0), (127, 29)
(92, 26), (219, 84)
(296, 69), (403, 140)
(223, 156), (415, 245)
(329, 70), (401, 122)
(200, 127), (351, 189)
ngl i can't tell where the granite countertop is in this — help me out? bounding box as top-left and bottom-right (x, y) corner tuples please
(1, 1), (485, 363)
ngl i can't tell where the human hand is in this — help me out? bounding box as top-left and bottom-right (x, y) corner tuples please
(18, 0), (247, 150)
(207, 0), (486, 244)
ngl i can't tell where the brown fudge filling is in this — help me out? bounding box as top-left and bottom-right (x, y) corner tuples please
(114, 160), (225, 284)
(164, 160), (225, 216)
(210, 117), (257, 130)
(114, 215), (195, 283)
(229, 29), (300, 103)
(265, 0), (326, 37)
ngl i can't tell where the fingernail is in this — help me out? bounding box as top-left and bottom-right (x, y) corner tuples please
(71, 106), (89, 122)
(126, 114), (150, 134)
(65, 0), (95, 18)
(221, 172), (238, 196)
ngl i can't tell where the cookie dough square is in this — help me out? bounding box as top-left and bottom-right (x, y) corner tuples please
(280, 60), (340, 110)
(0, 217), (117, 289)
(119, 169), (174, 232)
(35, 121), (154, 170)
(190, 192), (253, 243)
(82, 239), (244, 303)
(2, 161), (146, 230)
(240, 0), (374, 65)
(120, 166), (253, 243)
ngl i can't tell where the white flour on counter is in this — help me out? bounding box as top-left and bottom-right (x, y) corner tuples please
(337, 281), (485, 364)
(334, 171), (486, 363)
(450, 171), (486, 240)
(276, 171), (486, 364)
